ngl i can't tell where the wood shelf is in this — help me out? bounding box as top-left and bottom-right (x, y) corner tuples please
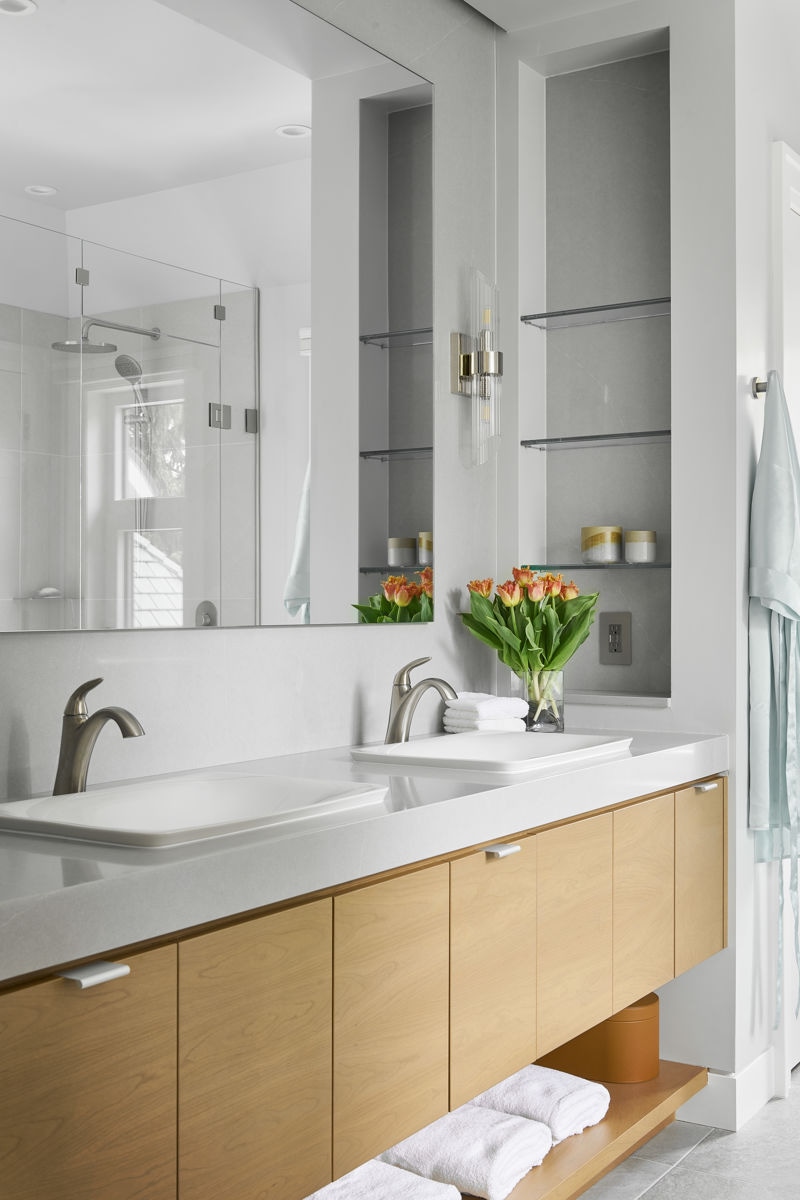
(462, 1061), (707, 1200)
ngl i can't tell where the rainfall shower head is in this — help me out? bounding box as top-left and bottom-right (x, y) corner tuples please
(51, 336), (117, 354)
(114, 353), (143, 385)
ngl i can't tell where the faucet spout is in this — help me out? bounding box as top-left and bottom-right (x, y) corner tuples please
(384, 659), (457, 744)
(53, 678), (145, 795)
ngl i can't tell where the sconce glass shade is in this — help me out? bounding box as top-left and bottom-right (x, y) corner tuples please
(471, 271), (501, 466)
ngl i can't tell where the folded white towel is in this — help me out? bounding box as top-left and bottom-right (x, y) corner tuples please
(303, 1158), (461, 1199)
(443, 717), (527, 733)
(380, 1103), (552, 1200)
(444, 692), (529, 720)
(471, 1065), (610, 1144)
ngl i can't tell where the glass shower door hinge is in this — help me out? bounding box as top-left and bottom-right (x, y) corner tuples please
(214, 304), (226, 321)
(208, 403), (231, 430)
(245, 408), (259, 434)
(75, 268), (90, 286)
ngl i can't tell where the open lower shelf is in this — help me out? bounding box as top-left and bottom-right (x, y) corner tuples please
(464, 1061), (707, 1200)
(360, 446), (433, 461)
(520, 297), (671, 330)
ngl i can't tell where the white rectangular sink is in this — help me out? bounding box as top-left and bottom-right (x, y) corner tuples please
(0, 773), (388, 848)
(351, 731), (632, 775)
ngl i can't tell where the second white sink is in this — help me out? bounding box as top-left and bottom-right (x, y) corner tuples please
(351, 731), (633, 774)
(0, 773), (388, 848)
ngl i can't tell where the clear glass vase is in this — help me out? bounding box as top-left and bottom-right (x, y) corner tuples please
(517, 668), (565, 732)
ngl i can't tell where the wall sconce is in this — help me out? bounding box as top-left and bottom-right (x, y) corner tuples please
(451, 271), (503, 465)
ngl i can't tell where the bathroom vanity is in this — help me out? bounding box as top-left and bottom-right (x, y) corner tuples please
(0, 730), (727, 1200)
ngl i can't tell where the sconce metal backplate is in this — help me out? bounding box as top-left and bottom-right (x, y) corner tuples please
(450, 331), (472, 395)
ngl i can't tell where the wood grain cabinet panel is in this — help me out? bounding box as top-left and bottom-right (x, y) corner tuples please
(179, 899), (333, 1200)
(675, 778), (726, 975)
(536, 813), (613, 1056)
(333, 864), (450, 1177)
(450, 837), (537, 1107)
(613, 794), (675, 1010)
(0, 944), (176, 1200)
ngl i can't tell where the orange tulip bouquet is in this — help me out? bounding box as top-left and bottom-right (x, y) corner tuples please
(461, 567), (598, 730)
(353, 566), (433, 623)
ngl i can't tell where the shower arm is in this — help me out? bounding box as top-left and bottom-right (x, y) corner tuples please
(82, 317), (161, 342)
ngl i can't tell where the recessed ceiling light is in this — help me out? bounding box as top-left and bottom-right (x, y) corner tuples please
(0, 0), (38, 15)
(276, 124), (311, 139)
(25, 184), (57, 196)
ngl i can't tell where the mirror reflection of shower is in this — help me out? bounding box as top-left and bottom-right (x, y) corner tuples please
(115, 353), (153, 534)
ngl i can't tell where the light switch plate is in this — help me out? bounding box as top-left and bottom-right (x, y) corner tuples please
(599, 610), (632, 666)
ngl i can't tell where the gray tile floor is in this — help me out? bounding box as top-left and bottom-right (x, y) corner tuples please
(582, 1067), (800, 1199)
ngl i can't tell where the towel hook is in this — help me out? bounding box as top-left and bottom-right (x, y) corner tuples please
(751, 377), (768, 398)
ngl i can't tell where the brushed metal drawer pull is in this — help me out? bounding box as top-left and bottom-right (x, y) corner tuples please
(58, 960), (131, 989)
(694, 782), (719, 793)
(485, 843), (522, 859)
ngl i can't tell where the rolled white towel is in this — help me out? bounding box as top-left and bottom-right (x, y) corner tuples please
(444, 692), (529, 720)
(380, 1103), (552, 1200)
(443, 717), (527, 733)
(303, 1158), (461, 1199)
(471, 1065), (610, 1144)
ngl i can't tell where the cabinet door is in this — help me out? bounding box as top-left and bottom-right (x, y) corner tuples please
(675, 778), (726, 975)
(179, 899), (332, 1200)
(536, 813), (613, 1056)
(333, 864), (449, 1177)
(450, 837), (537, 1107)
(613, 794), (675, 1011)
(0, 944), (176, 1200)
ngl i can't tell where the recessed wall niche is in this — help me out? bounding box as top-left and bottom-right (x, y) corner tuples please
(521, 50), (671, 700)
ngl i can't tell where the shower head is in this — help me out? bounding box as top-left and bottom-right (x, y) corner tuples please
(51, 336), (118, 354)
(115, 353), (143, 385)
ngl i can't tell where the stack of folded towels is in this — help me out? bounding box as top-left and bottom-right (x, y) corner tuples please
(304, 1065), (610, 1200)
(443, 691), (529, 734)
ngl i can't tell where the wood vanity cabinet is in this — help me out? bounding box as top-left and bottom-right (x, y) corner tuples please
(613, 793), (675, 1010)
(332, 863), (450, 1177)
(675, 778), (727, 974)
(178, 899), (332, 1200)
(536, 812), (614, 1056)
(0, 944), (176, 1200)
(449, 835), (537, 1107)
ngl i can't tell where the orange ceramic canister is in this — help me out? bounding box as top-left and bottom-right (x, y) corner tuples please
(537, 993), (660, 1084)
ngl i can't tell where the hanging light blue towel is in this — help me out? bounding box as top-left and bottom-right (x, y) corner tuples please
(748, 368), (800, 1016)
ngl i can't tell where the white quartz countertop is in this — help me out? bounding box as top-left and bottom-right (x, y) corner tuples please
(0, 728), (728, 985)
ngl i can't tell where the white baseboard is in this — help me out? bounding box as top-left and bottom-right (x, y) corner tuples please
(676, 1047), (776, 1130)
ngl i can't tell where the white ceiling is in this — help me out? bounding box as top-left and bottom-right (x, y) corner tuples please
(0, 0), (386, 211)
(462, 0), (640, 32)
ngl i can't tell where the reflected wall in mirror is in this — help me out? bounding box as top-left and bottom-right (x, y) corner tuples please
(0, 0), (433, 630)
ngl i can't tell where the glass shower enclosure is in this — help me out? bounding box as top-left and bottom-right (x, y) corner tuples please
(0, 213), (259, 631)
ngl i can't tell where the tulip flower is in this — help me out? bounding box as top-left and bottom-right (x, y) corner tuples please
(419, 566), (434, 598)
(394, 582), (421, 607)
(562, 580), (579, 600)
(468, 577), (494, 598)
(512, 566), (537, 589)
(496, 579), (522, 607)
(527, 579), (545, 602)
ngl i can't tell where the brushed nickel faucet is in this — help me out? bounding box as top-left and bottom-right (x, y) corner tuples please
(384, 657), (457, 744)
(53, 678), (145, 796)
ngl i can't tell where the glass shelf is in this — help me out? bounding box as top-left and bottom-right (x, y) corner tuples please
(520, 297), (670, 330)
(359, 563), (431, 575)
(360, 446), (433, 462)
(522, 562), (671, 571)
(521, 429), (671, 451)
(359, 327), (433, 348)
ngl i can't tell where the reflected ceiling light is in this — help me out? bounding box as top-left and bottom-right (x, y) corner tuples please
(0, 0), (38, 14)
(275, 124), (311, 138)
(24, 183), (57, 196)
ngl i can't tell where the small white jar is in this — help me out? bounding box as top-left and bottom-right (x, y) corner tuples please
(624, 530), (657, 563)
(417, 531), (433, 566)
(387, 537), (416, 567)
(581, 525), (622, 564)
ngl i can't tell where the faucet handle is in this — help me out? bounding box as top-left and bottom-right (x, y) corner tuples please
(392, 657), (431, 689)
(64, 677), (103, 717)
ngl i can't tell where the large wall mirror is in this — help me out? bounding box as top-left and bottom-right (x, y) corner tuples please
(0, 0), (432, 631)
